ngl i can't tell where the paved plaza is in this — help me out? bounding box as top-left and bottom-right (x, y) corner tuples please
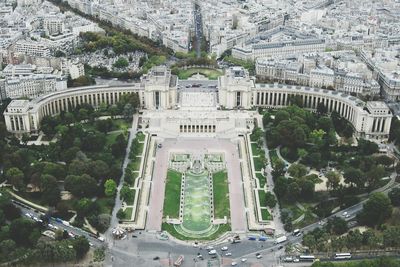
(146, 138), (247, 232)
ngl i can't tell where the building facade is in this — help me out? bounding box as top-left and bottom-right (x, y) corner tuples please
(232, 39), (326, 61)
(3, 66), (393, 142)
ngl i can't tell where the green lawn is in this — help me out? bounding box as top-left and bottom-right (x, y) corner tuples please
(261, 208), (272, 221)
(105, 131), (127, 146)
(281, 202), (303, 222)
(212, 171), (230, 219)
(137, 142), (144, 155)
(96, 197), (115, 215)
(163, 170), (182, 218)
(124, 207), (133, 220)
(113, 119), (130, 131)
(129, 157), (142, 172)
(177, 68), (223, 80)
(253, 156), (265, 171)
(125, 189), (136, 205)
(258, 190), (266, 206)
(162, 223), (231, 241)
(256, 173), (266, 188)
(136, 132), (145, 142)
(269, 149), (279, 166)
(251, 143), (264, 157)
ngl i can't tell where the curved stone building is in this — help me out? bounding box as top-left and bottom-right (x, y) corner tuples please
(3, 66), (392, 142)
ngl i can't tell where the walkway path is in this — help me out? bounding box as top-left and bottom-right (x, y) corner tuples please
(107, 114), (139, 242)
(8, 190), (48, 212)
(276, 145), (291, 166)
(257, 115), (286, 235)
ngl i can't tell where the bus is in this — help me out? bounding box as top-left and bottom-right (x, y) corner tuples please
(334, 253), (351, 260)
(299, 255), (316, 262)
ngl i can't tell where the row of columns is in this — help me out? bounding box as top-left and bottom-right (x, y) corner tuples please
(372, 117), (388, 133)
(179, 124), (216, 133)
(254, 90), (355, 123)
(39, 91), (134, 117)
(9, 116), (24, 131)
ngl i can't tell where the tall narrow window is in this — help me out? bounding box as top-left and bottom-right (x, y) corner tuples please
(236, 92), (241, 107)
(155, 91), (160, 108)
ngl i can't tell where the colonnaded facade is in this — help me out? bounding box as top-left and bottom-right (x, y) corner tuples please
(3, 66), (393, 142)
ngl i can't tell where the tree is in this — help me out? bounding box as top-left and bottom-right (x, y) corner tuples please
(358, 139), (379, 155)
(316, 102), (328, 115)
(303, 234), (317, 252)
(5, 167), (25, 191)
(343, 167), (364, 188)
(88, 160), (109, 181)
(272, 159), (286, 178)
(366, 165), (385, 190)
(111, 134), (127, 158)
(0, 121), (8, 140)
(389, 188), (400, 206)
(120, 185), (133, 201)
(113, 57), (129, 68)
(317, 117), (332, 133)
(68, 75), (94, 87)
(9, 218), (37, 246)
(326, 171), (341, 191)
(68, 160), (88, 176)
(116, 209), (125, 220)
(346, 229), (363, 250)
(274, 176), (288, 199)
(75, 198), (92, 217)
(41, 116), (60, 136)
(81, 131), (106, 153)
(288, 163), (308, 178)
(265, 192), (277, 208)
(40, 174), (60, 206)
(64, 174), (98, 197)
(72, 236), (90, 259)
(310, 129), (326, 145)
(120, 93), (140, 111)
(89, 214), (110, 233)
(327, 217), (348, 235)
(104, 179), (117, 197)
(274, 110), (290, 125)
(63, 146), (80, 163)
(95, 119), (113, 133)
(300, 179), (315, 200)
(358, 192), (393, 227)
(123, 103), (134, 119)
(0, 239), (16, 258)
(286, 181), (300, 203)
(42, 162), (66, 180)
(2, 203), (20, 220)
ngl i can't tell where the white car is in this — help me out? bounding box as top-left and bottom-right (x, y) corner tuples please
(342, 211), (348, 216)
(231, 262), (237, 266)
(221, 246), (228, 251)
(208, 250), (217, 255)
(256, 254), (262, 259)
(225, 252), (232, 256)
(48, 223), (58, 230)
(293, 258), (300, 262)
(33, 217), (42, 223)
(241, 258), (247, 262)
(25, 213), (32, 218)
